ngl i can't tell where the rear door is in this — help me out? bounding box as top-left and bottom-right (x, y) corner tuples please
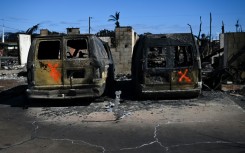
(170, 45), (198, 90)
(63, 37), (93, 88)
(145, 46), (171, 90)
(34, 39), (63, 87)
(145, 45), (198, 90)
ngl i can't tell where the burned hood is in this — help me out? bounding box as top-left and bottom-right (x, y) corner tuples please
(144, 33), (196, 46)
(89, 36), (109, 69)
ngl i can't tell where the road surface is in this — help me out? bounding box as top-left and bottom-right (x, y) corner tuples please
(0, 88), (245, 153)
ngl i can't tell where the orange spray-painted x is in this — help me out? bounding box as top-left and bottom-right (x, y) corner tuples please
(47, 63), (61, 83)
(178, 69), (191, 83)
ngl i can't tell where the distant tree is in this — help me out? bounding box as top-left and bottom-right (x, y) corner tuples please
(49, 31), (60, 35)
(187, 24), (193, 34)
(198, 16), (202, 39)
(5, 32), (19, 42)
(235, 20), (239, 32)
(96, 29), (115, 37)
(108, 11), (120, 28)
(144, 32), (152, 35)
(26, 24), (40, 34)
(96, 29), (116, 47)
(221, 21), (225, 33)
(235, 19), (243, 32)
(201, 33), (210, 40)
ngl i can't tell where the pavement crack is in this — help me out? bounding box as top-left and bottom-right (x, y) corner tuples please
(0, 121), (106, 153)
(0, 120), (39, 150)
(118, 123), (245, 152)
(166, 141), (245, 150)
(33, 120), (106, 153)
(38, 137), (106, 153)
(120, 124), (166, 151)
(31, 121), (39, 138)
(0, 138), (34, 150)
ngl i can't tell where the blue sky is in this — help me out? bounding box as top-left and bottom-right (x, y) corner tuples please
(0, 0), (244, 39)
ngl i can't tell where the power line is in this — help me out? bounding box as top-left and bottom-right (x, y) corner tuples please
(0, 25), (22, 31)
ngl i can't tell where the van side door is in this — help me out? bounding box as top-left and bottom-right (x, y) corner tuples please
(63, 38), (93, 88)
(171, 45), (198, 90)
(34, 39), (63, 87)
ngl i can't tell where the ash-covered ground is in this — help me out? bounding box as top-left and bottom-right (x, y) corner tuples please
(0, 70), (245, 153)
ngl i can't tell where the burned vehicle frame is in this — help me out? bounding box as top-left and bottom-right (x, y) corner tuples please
(26, 30), (114, 100)
(131, 33), (202, 98)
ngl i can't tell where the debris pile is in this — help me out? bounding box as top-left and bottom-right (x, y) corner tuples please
(0, 57), (20, 70)
(115, 73), (131, 81)
(105, 90), (132, 120)
(0, 66), (27, 91)
(200, 33), (245, 91)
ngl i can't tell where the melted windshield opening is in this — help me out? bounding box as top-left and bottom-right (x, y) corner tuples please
(37, 41), (60, 60)
(66, 39), (88, 59)
(146, 45), (193, 68)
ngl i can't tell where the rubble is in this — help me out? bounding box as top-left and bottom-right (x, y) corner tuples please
(105, 91), (121, 112)
(0, 68), (27, 92)
(115, 73), (131, 81)
(0, 57), (19, 69)
(221, 84), (245, 92)
(104, 90), (132, 120)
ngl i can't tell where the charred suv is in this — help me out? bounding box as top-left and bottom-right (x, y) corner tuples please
(132, 33), (202, 98)
(26, 29), (114, 99)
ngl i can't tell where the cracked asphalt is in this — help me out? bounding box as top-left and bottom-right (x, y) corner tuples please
(0, 78), (245, 152)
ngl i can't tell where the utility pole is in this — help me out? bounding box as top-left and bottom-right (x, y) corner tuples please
(2, 19), (4, 43)
(89, 17), (92, 34)
(209, 12), (212, 54)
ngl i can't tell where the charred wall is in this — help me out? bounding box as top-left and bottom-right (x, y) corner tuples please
(113, 27), (138, 75)
(99, 27), (139, 76)
(220, 32), (245, 79)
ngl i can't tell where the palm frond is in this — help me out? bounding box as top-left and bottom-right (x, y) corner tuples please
(108, 11), (120, 28)
(109, 15), (116, 19)
(115, 12), (120, 20)
(108, 18), (116, 22)
(26, 24), (40, 34)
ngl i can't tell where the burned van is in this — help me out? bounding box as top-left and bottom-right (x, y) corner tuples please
(26, 30), (114, 99)
(132, 33), (202, 98)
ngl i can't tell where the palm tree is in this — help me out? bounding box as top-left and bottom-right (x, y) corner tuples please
(108, 12), (120, 28)
(235, 20), (240, 32)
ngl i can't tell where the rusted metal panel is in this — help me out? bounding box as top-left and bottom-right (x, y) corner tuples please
(171, 69), (198, 90)
(35, 60), (62, 85)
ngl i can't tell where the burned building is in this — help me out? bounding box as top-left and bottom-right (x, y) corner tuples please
(220, 32), (245, 71)
(202, 32), (245, 90)
(101, 27), (138, 76)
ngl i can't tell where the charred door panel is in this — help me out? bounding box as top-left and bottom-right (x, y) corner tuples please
(34, 40), (62, 86)
(144, 46), (171, 90)
(63, 38), (94, 87)
(63, 60), (93, 86)
(34, 60), (62, 85)
(144, 69), (171, 90)
(170, 44), (197, 90)
(171, 69), (198, 90)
